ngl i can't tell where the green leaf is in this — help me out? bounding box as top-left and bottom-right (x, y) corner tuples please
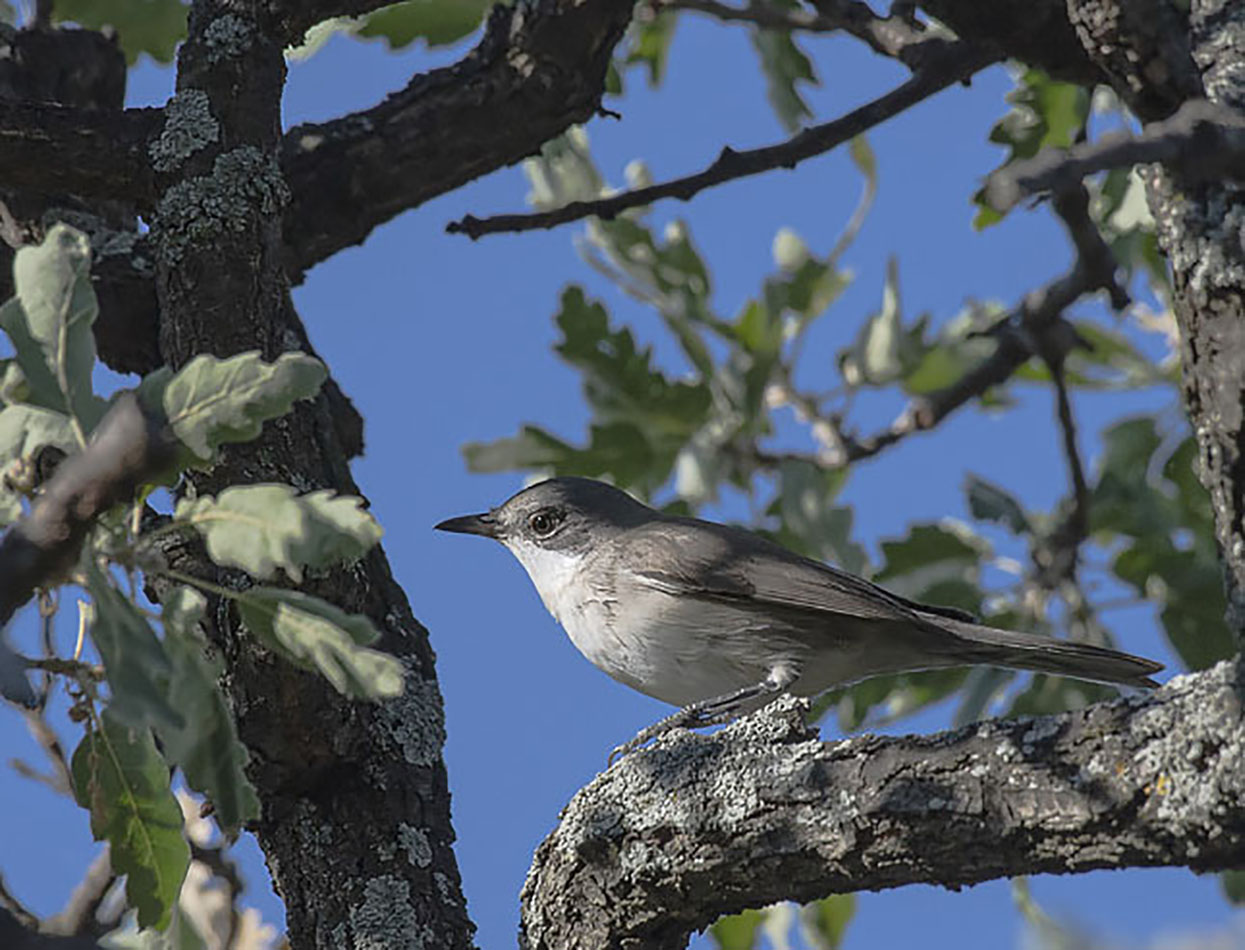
(875, 522), (986, 600)
(356, 0), (492, 49)
(87, 563), (182, 733)
(0, 404), (79, 526)
(624, 8), (677, 86)
(965, 474), (1031, 534)
(53, 0), (188, 64)
(1, 223), (105, 432)
(709, 908), (765, 950)
(750, 21), (817, 132)
(175, 484), (381, 582)
(556, 287), (710, 432)
(158, 351), (326, 461)
(973, 68), (1090, 228)
(776, 459), (867, 575)
(71, 711), (190, 929)
(159, 587), (259, 835)
(1221, 870), (1245, 905)
(801, 893), (856, 950)
(237, 588), (404, 700)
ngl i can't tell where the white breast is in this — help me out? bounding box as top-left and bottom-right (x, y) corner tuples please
(502, 537), (792, 707)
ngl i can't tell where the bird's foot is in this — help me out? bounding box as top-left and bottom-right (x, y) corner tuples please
(607, 700), (740, 765)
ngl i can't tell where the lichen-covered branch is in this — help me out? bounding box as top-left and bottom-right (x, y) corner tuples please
(148, 3), (474, 948)
(521, 662), (1245, 950)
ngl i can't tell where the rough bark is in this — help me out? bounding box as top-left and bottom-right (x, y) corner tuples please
(522, 664), (1245, 950)
(1063, 0), (1245, 638)
(281, 0), (634, 282)
(148, 4), (473, 948)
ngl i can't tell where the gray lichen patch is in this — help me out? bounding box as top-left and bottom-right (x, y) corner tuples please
(378, 670), (447, 767)
(398, 823), (433, 868)
(154, 146), (289, 265)
(150, 90), (219, 172)
(341, 876), (429, 950)
(203, 13), (253, 63)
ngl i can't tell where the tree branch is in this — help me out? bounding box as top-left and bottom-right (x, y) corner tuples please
(447, 42), (999, 238)
(0, 102), (156, 207)
(281, 0), (636, 280)
(985, 99), (1245, 213)
(814, 186), (1125, 467)
(0, 395), (177, 705)
(522, 662), (1244, 950)
(663, 0), (935, 63)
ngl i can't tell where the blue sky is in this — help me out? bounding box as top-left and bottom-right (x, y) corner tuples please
(1, 12), (1241, 950)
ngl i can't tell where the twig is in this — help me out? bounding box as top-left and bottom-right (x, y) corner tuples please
(41, 850), (114, 938)
(756, 186), (1128, 470)
(448, 43), (999, 239)
(20, 706), (74, 795)
(984, 98), (1245, 212)
(0, 395), (179, 704)
(662, 0), (936, 63)
(0, 874), (38, 930)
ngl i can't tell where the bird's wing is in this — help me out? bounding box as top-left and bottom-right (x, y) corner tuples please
(619, 517), (928, 625)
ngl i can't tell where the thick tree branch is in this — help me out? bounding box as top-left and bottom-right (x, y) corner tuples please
(522, 662), (1244, 950)
(147, 3), (475, 947)
(985, 99), (1245, 213)
(282, 0), (636, 280)
(448, 42), (998, 238)
(0, 102), (156, 206)
(916, 0), (1105, 86)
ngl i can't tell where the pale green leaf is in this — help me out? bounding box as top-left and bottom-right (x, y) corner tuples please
(0, 404), (78, 526)
(159, 351), (326, 461)
(237, 588), (404, 700)
(751, 24), (816, 132)
(965, 474), (1031, 534)
(87, 562), (182, 733)
(1, 224), (105, 432)
(357, 0), (492, 48)
(175, 484), (381, 582)
(159, 587), (259, 835)
(71, 711), (190, 930)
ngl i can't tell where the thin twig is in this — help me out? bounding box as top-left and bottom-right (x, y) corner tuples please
(21, 706), (74, 795)
(41, 850), (114, 938)
(754, 186), (1127, 470)
(0, 873), (38, 930)
(663, 0), (935, 62)
(984, 98), (1245, 212)
(448, 43), (999, 239)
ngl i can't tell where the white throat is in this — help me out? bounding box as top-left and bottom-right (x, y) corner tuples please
(501, 538), (587, 626)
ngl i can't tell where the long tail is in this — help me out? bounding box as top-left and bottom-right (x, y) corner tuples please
(918, 612), (1163, 689)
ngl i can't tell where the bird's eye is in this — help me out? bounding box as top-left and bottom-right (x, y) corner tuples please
(528, 509), (560, 538)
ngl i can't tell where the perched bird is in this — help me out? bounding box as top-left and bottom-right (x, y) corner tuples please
(436, 476), (1162, 757)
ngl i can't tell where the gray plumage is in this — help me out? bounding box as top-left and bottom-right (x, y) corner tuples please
(437, 477), (1161, 748)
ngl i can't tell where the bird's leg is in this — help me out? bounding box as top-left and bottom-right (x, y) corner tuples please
(609, 667), (796, 764)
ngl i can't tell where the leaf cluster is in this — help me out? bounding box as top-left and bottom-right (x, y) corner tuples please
(0, 226), (402, 934)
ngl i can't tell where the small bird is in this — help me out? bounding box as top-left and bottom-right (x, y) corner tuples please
(436, 477), (1162, 758)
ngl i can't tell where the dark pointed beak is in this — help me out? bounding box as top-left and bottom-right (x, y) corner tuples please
(434, 512), (499, 539)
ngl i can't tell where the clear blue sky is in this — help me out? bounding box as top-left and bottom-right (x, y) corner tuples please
(1, 13), (1241, 950)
